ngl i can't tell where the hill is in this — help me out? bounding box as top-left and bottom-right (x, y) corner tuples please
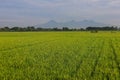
(35, 20), (109, 28)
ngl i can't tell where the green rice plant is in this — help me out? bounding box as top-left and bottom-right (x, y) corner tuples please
(0, 31), (120, 80)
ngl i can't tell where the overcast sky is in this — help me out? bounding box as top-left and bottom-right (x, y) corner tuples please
(0, 0), (120, 26)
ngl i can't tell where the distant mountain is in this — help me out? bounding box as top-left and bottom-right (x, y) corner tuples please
(77, 20), (108, 27)
(35, 20), (58, 28)
(35, 20), (109, 28)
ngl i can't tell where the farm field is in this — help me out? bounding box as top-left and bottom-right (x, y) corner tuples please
(0, 31), (120, 80)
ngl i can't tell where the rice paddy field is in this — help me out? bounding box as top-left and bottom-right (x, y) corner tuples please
(0, 31), (120, 80)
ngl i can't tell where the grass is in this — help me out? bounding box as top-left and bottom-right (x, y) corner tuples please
(0, 31), (120, 80)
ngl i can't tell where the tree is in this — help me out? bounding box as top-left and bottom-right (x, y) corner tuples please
(62, 27), (69, 31)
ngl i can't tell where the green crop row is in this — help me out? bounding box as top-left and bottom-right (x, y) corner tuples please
(0, 31), (120, 80)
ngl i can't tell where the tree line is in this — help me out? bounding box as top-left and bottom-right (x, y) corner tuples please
(0, 26), (119, 32)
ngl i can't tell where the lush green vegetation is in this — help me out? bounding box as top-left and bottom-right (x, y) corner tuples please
(0, 31), (120, 80)
(0, 26), (118, 31)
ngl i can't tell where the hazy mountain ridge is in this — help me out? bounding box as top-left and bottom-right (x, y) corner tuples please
(35, 20), (109, 28)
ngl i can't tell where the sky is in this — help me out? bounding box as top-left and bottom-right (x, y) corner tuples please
(0, 0), (120, 27)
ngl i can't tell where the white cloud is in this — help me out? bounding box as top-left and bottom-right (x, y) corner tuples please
(0, 0), (120, 26)
(23, 0), (66, 7)
(108, 0), (120, 7)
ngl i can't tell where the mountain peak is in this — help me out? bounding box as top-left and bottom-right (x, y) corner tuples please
(35, 20), (109, 28)
(47, 20), (57, 23)
(70, 20), (75, 22)
(82, 20), (95, 22)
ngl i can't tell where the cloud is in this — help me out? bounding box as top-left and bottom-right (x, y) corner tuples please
(23, 0), (66, 8)
(0, 0), (120, 26)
